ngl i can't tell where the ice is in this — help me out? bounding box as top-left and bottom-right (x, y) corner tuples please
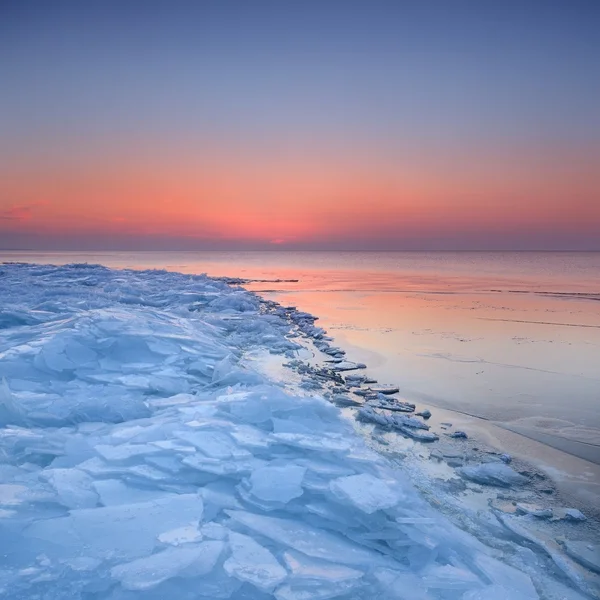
(563, 508), (587, 522)
(473, 553), (538, 597)
(226, 510), (382, 566)
(458, 463), (528, 487)
(561, 540), (600, 573)
(111, 542), (223, 590)
(42, 468), (99, 508)
(157, 521), (203, 545)
(422, 564), (482, 590)
(224, 531), (287, 591)
(329, 474), (401, 514)
(283, 550), (363, 583)
(270, 432), (352, 452)
(0, 483), (27, 506)
(462, 585), (532, 600)
(515, 503), (553, 518)
(0, 264), (551, 598)
(175, 430), (252, 460)
(94, 443), (161, 461)
(370, 386), (400, 395)
(25, 494), (204, 560)
(93, 479), (167, 506)
(275, 580), (360, 600)
(249, 465), (306, 502)
(277, 552), (363, 600)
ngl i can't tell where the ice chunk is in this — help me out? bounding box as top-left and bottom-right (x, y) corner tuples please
(43, 468), (98, 509)
(61, 556), (103, 572)
(158, 521), (203, 545)
(515, 503), (552, 518)
(201, 522), (229, 540)
(458, 463), (528, 487)
(563, 508), (587, 522)
(329, 474), (401, 514)
(474, 551), (538, 598)
(283, 550), (363, 583)
(370, 386), (399, 395)
(230, 424), (272, 449)
(226, 510), (380, 566)
(249, 465), (306, 503)
(0, 378), (28, 426)
(398, 427), (439, 442)
(271, 432), (351, 452)
(331, 361), (366, 371)
(331, 395), (363, 407)
(111, 541), (223, 590)
(94, 443), (161, 461)
(561, 540), (600, 573)
(223, 531), (287, 591)
(0, 483), (27, 506)
(463, 585), (534, 600)
(25, 494), (204, 560)
(175, 430), (251, 460)
(373, 569), (429, 600)
(275, 579), (360, 600)
(182, 453), (263, 476)
(422, 564), (482, 590)
(147, 393), (196, 408)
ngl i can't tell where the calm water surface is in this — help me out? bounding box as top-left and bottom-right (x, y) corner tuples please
(3, 251), (600, 469)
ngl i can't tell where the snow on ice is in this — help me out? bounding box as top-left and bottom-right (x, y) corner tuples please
(0, 263), (547, 598)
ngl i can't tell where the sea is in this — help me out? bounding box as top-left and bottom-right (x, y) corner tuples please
(2, 250), (599, 501)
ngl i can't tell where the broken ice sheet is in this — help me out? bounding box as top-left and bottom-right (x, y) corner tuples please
(283, 550), (363, 583)
(458, 462), (528, 487)
(157, 521), (203, 546)
(329, 473), (401, 514)
(42, 467), (99, 509)
(25, 494), (204, 560)
(111, 541), (224, 591)
(225, 510), (381, 566)
(249, 464), (306, 502)
(223, 531), (287, 591)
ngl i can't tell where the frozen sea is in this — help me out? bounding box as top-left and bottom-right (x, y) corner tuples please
(1, 252), (599, 599)
(3, 251), (598, 464)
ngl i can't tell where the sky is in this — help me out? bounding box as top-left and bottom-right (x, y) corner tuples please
(1, 0), (599, 251)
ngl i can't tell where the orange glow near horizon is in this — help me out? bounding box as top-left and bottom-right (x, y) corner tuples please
(1, 147), (599, 249)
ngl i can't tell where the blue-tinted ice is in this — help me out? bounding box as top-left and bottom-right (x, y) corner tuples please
(0, 264), (541, 598)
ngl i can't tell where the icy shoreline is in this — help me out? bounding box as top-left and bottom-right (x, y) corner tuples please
(0, 264), (597, 599)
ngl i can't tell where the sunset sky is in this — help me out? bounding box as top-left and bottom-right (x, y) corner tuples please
(1, 0), (599, 250)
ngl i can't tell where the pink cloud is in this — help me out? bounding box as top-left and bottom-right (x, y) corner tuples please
(0, 203), (44, 221)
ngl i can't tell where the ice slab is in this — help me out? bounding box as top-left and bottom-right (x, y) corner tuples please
(283, 550), (363, 583)
(224, 531), (287, 591)
(226, 510), (381, 566)
(329, 474), (401, 514)
(25, 494), (204, 560)
(331, 361), (366, 371)
(43, 467), (99, 509)
(111, 542), (223, 591)
(458, 463), (528, 487)
(249, 465), (306, 503)
(561, 540), (600, 573)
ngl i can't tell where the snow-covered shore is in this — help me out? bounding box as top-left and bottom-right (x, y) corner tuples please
(0, 263), (596, 599)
